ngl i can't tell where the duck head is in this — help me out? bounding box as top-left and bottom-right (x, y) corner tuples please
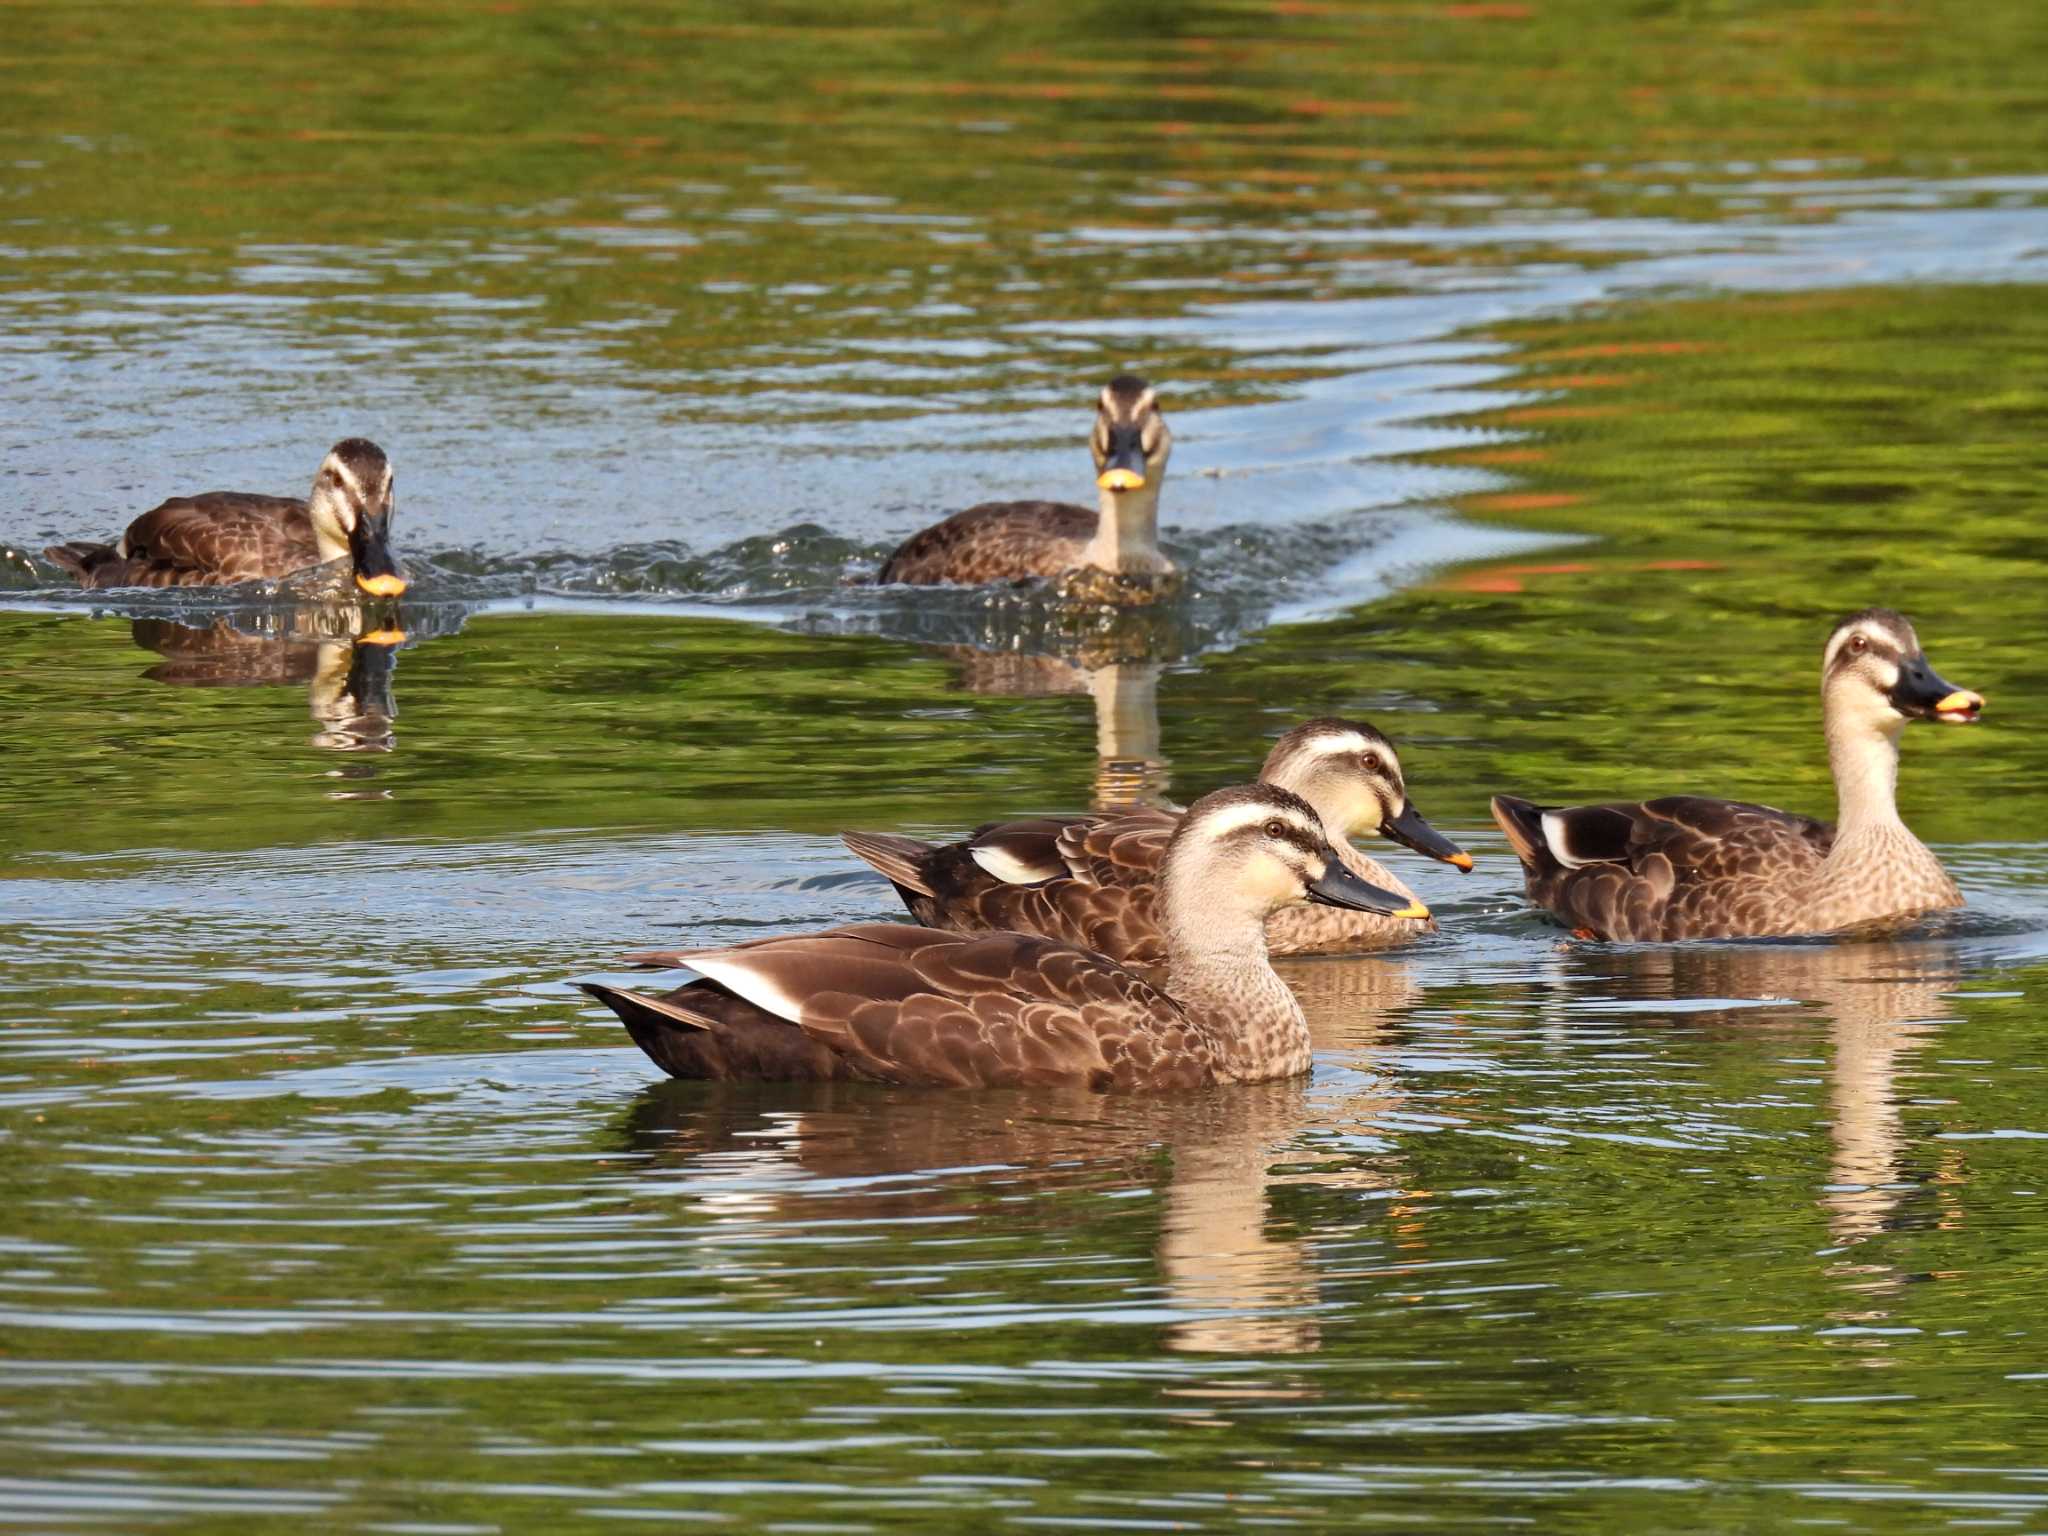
(1261, 717), (1472, 871)
(307, 438), (407, 598)
(1164, 782), (1431, 923)
(1822, 608), (1983, 736)
(1090, 375), (1172, 495)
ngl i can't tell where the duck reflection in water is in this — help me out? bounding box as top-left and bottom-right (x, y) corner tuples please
(130, 611), (406, 754)
(934, 649), (1168, 811)
(886, 565), (1233, 812)
(1582, 939), (1962, 1302)
(613, 953), (1423, 1360)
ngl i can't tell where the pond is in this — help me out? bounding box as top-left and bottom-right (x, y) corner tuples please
(3, 2), (2047, 1530)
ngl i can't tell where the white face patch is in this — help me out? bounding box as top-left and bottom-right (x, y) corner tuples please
(686, 951), (807, 1026)
(1100, 385), (1158, 421)
(1302, 729), (1373, 759)
(1192, 800), (1322, 846)
(1823, 618), (1915, 675)
(1273, 733), (1398, 834)
(1245, 845), (1315, 906)
(326, 453), (365, 503)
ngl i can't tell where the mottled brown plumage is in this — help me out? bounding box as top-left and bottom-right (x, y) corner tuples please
(877, 376), (1176, 599)
(45, 438), (407, 596)
(1492, 609), (1984, 941)
(880, 500), (1098, 585)
(581, 784), (1426, 1093)
(842, 718), (1465, 963)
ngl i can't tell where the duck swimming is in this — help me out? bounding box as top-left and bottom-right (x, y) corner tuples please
(842, 717), (1462, 964)
(579, 784), (1426, 1093)
(1491, 608), (1984, 941)
(45, 438), (407, 596)
(876, 376), (1174, 603)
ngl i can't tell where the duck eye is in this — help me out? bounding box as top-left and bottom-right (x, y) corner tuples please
(1263, 818), (1287, 840)
(1362, 754), (1382, 774)
(1848, 634), (1868, 655)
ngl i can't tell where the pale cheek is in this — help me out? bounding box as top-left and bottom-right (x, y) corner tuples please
(1330, 784), (1380, 835)
(1248, 857), (1298, 905)
(1833, 682), (1902, 732)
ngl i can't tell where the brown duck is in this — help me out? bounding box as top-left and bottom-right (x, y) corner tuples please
(579, 784), (1426, 1092)
(876, 376), (1175, 602)
(842, 718), (1464, 964)
(45, 438), (407, 596)
(1491, 608), (1984, 941)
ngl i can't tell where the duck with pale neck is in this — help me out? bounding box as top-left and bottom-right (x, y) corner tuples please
(1491, 608), (1984, 941)
(840, 714), (1463, 964)
(44, 437), (409, 597)
(578, 784), (1425, 1093)
(876, 376), (1179, 604)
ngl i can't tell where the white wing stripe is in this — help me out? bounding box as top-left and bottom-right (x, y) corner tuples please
(971, 845), (1057, 885)
(685, 953), (806, 1025)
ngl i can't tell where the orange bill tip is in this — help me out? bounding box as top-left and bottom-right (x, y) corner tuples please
(1394, 900), (1431, 921)
(1097, 468), (1145, 492)
(1448, 851), (1475, 872)
(1935, 689), (1985, 721)
(355, 573), (408, 597)
(359, 628), (407, 646)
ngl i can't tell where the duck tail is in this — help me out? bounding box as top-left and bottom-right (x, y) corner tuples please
(1490, 795), (1553, 873)
(44, 541), (117, 586)
(839, 831), (938, 898)
(578, 982), (714, 1031)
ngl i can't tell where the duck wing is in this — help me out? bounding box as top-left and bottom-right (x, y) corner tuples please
(838, 812), (1174, 965)
(958, 807), (1179, 887)
(604, 921), (1212, 1091)
(877, 501), (1096, 585)
(1040, 809), (1177, 882)
(1494, 793), (1833, 940)
(120, 494), (319, 584)
(961, 817), (1095, 884)
(908, 810), (1176, 963)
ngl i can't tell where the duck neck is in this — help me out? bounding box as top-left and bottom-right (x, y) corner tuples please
(1827, 715), (1905, 842)
(307, 488), (352, 566)
(1160, 865), (1310, 1083)
(1813, 704), (1958, 925)
(1082, 481), (1168, 576)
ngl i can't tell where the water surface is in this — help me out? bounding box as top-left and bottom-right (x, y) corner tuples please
(5, 3), (2048, 1531)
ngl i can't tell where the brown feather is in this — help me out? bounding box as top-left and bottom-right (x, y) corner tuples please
(877, 501), (1096, 585)
(849, 804), (1423, 965)
(837, 831), (939, 898)
(578, 983), (860, 1081)
(1494, 792), (1843, 941)
(584, 921), (1223, 1093)
(50, 494), (324, 589)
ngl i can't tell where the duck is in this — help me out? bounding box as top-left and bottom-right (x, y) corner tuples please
(1490, 608), (1984, 941)
(579, 783), (1428, 1092)
(876, 376), (1175, 603)
(44, 438), (407, 596)
(841, 717), (1466, 965)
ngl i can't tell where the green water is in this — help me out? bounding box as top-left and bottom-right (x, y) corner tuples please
(4, 2), (2048, 1531)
